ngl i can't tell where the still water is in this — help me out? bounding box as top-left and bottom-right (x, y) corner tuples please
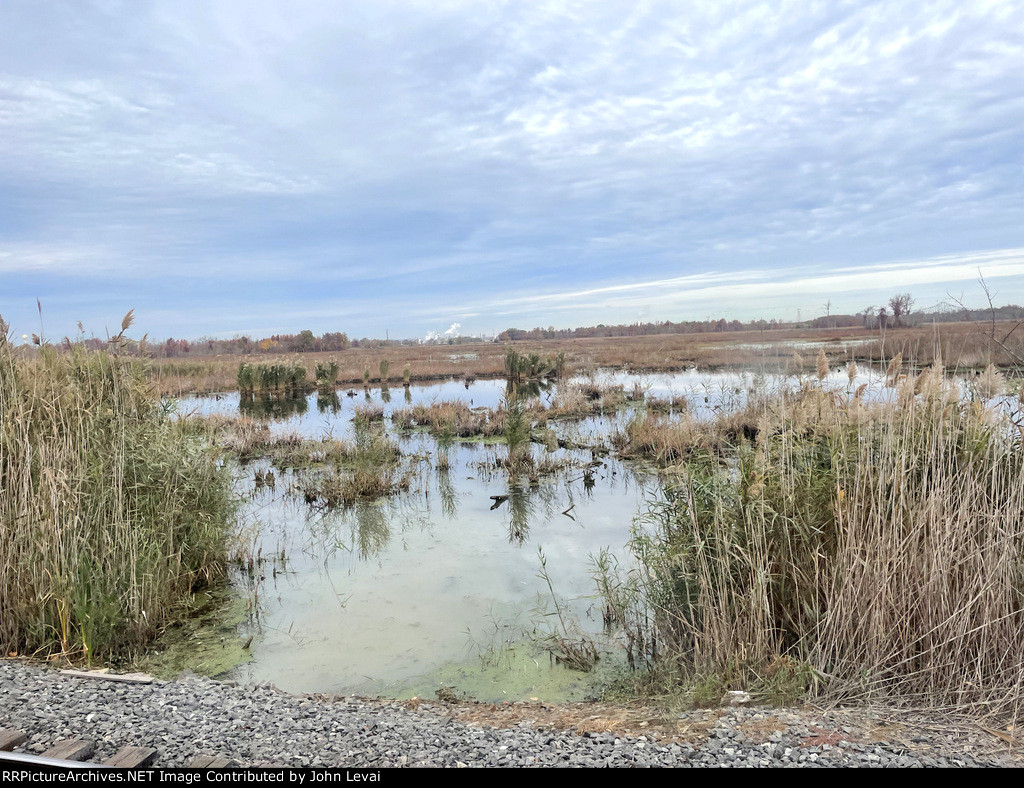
(176, 364), (963, 699)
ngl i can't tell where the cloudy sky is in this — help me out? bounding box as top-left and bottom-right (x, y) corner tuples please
(2, 1), (1023, 341)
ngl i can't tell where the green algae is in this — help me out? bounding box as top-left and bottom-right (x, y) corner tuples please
(135, 588), (253, 680)
(393, 642), (624, 703)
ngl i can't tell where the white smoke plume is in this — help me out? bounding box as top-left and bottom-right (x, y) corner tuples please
(421, 322), (461, 343)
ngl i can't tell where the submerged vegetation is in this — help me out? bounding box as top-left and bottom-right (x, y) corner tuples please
(209, 409), (412, 510)
(0, 315), (233, 663)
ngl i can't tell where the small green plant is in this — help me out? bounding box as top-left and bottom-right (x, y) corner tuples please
(502, 395), (532, 473)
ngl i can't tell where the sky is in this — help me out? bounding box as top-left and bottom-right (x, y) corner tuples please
(2, 0), (1023, 341)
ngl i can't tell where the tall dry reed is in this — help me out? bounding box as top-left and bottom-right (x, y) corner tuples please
(607, 366), (1024, 720)
(0, 323), (233, 663)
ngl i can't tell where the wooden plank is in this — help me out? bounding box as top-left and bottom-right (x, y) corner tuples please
(59, 670), (153, 684)
(0, 729), (28, 752)
(42, 739), (95, 762)
(103, 746), (158, 768)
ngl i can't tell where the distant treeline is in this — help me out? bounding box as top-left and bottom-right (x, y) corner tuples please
(497, 304), (1024, 341)
(51, 300), (1024, 358)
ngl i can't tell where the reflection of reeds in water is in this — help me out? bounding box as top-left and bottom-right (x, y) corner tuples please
(316, 391), (341, 414)
(380, 384), (391, 404)
(353, 501), (391, 560)
(506, 483), (533, 544)
(239, 392), (308, 420)
(436, 467), (459, 520)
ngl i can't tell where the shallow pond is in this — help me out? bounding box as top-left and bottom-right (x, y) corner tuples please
(173, 364), (1012, 700)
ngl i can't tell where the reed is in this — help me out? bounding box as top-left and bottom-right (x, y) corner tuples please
(0, 320), (233, 662)
(603, 365), (1024, 721)
(314, 360), (340, 390)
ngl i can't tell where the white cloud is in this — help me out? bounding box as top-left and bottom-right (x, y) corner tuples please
(1, 1), (1022, 338)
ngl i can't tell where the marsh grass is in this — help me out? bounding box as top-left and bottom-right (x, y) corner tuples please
(314, 361), (340, 391)
(147, 320), (1022, 398)
(237, 362), (308, 396)
(294, 418), (410, 508)
(600, 363), (1024, 721)
(0, 322), (233, 663)
(392, 399), (506, 439)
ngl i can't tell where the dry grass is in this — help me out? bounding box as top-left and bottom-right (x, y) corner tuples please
(602, 365), (1024, 722)
(392, 400), (506, 439)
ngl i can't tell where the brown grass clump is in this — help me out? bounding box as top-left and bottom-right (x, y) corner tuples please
(293, 421), (409, 508)
(392, 400), (505, 439)
(611, 412), (706, 465)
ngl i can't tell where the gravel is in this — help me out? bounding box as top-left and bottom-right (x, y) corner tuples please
(0, 661), (1014, 767)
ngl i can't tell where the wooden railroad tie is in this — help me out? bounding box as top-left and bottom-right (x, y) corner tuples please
(0, 729), (29, 752)
(1, 728), (158, 768)
(41, 739), (96, 762)
(104, 745), (159, 768)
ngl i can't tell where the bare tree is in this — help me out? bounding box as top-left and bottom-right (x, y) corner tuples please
(888, 293), (915, 328)
(947, 273), (1023, 366)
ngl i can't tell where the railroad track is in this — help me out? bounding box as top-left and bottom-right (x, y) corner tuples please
(0, 727), (238, 768)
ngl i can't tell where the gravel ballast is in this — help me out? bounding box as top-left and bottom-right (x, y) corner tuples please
(0, 661), (1015, 767)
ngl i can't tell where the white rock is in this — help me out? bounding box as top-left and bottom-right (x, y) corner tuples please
(722, 690), (752, 706)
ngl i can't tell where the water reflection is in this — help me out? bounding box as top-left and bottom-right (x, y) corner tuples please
(239, 393), (309, 419)
(506, 378), (555, 400)
(353, 501), (391, 560)
(506, 483), (533, 544)
(436, 468), (459, 519)
(316, 391), (341, 414)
